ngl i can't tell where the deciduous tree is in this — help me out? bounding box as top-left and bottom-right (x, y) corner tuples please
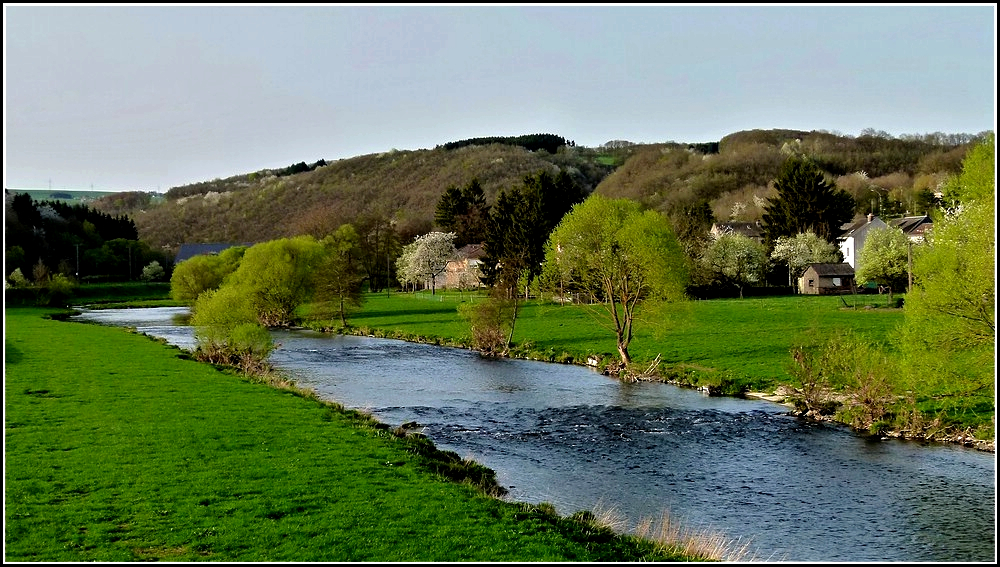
(770, 231), (841, 290)
(312, 224), (365, 327)
(855, 226), (909, 304)
(395, 231), (457, 294)
(701, 232), (769, 299)
(541, 195), (688, 368)
(905, 133), (994, 352)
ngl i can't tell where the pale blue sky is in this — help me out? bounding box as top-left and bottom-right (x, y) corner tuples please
(4, 4), (996, 193)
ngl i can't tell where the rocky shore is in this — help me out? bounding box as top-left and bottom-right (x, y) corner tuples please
(744, 388), (995, 454)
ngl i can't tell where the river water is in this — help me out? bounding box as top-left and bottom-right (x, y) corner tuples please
(71, 307), (997, 562)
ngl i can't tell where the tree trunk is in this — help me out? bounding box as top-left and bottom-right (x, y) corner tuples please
(617, 341), (632, 366)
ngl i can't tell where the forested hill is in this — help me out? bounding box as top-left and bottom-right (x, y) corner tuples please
(95, 128), (984, 255)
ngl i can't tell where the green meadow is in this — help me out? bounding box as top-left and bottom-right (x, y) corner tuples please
(330, 291), (906, 390)
(5, 307), (700, 562)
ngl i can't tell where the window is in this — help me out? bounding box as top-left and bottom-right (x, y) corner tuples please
(832, 277), (841, 286)
(808, 279), (815, 287)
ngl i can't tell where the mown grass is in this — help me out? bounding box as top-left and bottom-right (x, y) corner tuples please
(326, 290), (905, 391)
(5, 307), (708, 562)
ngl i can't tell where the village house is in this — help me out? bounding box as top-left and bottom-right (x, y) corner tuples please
(888, 214), (933, 243)
(837, 214), (886, 271)
(174, 242), (253, 264)
(799, 262), (856, 295)
(437, 243), (486, 290)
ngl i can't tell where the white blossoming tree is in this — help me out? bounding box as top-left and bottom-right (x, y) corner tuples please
(395, 231), (457, 294)
(770, 231), (841, 291)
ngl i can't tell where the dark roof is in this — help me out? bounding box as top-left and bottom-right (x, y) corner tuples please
(838, 214), (883, 238)
(455, 243), (486, 260)
(175, 242), (251, 263)
(889, 215), (933, 236)
(804, 262), (855, 276)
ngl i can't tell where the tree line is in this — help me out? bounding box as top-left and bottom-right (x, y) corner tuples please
(4, 191), (170, 297)
(439, 133), (572, 154)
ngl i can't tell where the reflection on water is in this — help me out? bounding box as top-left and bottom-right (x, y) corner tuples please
(71, 307), (997, 562)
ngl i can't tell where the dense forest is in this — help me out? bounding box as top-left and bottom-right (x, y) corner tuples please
(4, 191), (169, 284)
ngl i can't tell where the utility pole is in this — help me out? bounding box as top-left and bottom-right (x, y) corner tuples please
(75, 244), (80, 279)
(907, 240), (913, 293)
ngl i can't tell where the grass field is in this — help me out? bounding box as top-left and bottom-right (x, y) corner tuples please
(328, 290), (906, 390)
(5, 307), (706, 562)
(321, 290), (992, 441)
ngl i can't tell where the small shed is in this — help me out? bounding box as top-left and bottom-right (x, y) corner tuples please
(799, 263), (856, 295)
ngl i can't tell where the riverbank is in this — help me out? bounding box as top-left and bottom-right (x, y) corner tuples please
(5, 307), (723, 562)
(326, 292), (994, 455)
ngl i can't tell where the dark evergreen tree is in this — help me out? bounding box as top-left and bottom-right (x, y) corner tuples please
(480, 170), (585, 292)
(761, 157), (856, 244)
(434, 178), (490, 248)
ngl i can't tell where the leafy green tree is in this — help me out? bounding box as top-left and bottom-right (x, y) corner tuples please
(170, 246), (246, 303)
(541, 195), (688, 367)
(140, 261), (165, 282)
(906, 133), (994, 352)
(701, 232), (770, 299)
(855, 226), (909, 304)
(7, 268), (29, 288)
(770, 231), (841, 290)
(190, 284), (274, 375)
(761, 157), (856, 243)
(312, 224), (365, 327)
(224, 236), (325, 327)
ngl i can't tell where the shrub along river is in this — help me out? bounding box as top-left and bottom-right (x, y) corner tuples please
(71, 307), (996, 562)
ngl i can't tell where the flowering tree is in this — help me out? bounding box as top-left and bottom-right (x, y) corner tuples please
(395, 231), (457, 294)
(770, 231), (841, 290)
(701, 232), (769, 299)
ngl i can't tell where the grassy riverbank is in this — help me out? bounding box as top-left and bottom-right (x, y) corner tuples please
(315, 290), (993, 447)
(5, 307), (720, 562)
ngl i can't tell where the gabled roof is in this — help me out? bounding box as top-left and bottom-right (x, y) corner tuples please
(455, 243), (486, 260)
(838, 215), (885, 239)
(804, 262), (855, 276)
(889, 215), (933, 236)
(175, 242), (251, 263)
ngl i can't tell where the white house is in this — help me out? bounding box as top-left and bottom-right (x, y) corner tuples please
(837, 214), (887, 271)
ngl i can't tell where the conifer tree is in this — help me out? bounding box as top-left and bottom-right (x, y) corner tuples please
(761, 157), (855, 244)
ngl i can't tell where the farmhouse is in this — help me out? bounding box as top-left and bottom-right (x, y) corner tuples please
(799, 262), (856, 295)
(439, 243), (486, 290)
(174, 242), (252, 264)
(837, 214), (886, 271)
(888, 215), (933, 243)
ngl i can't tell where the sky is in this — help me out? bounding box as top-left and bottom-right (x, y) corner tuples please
(3, 3), (996, 193)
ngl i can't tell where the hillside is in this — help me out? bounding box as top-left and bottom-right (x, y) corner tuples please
(91, 129), (982, 256)
(124, 142), (623, 254)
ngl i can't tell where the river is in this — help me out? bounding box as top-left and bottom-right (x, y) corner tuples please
(71, 306), (997, 562)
